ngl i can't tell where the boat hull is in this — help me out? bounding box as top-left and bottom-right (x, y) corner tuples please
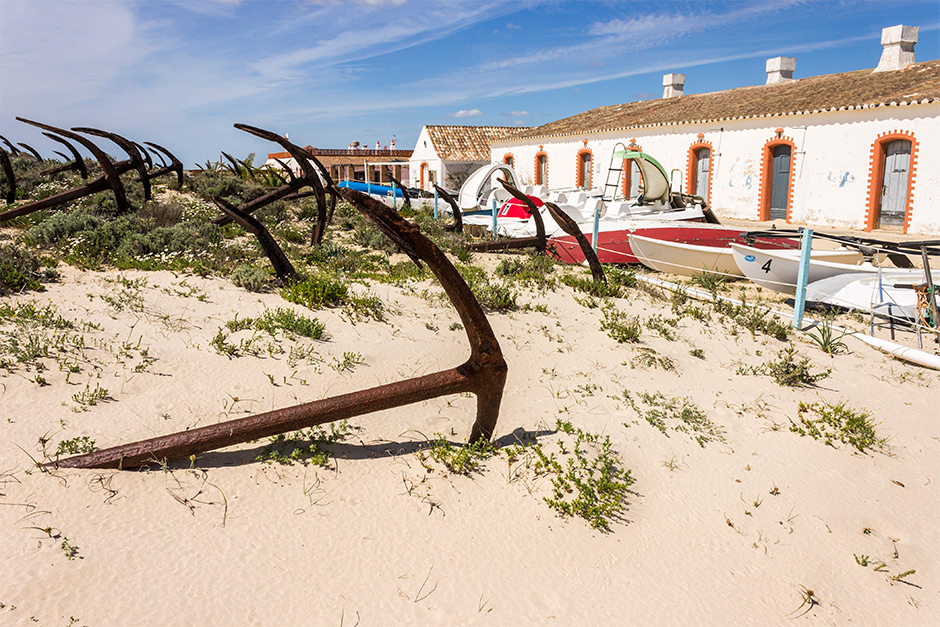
(731, 244), (874, 294)
(626, 232), (802, 277)
(549, 224), (764, 265)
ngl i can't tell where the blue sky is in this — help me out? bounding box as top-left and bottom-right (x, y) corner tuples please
(1, 0), (937, 167)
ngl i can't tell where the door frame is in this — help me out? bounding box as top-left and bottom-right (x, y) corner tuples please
(685, 138), (714, 205)
(758, 133), (797, 221)
(864, 130), (918, 233)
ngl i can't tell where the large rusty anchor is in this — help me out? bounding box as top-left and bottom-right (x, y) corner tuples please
(212, 126), (331, 246)
(54, 187), (508, 469)
(465, 179), (547, 253)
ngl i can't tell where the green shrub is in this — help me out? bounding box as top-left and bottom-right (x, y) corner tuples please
(561, 273), (622, 298)
(792, 401), (884, 452)
(740, 344), (830, 387)
(280, 273), (349, 309)
(600, 305), (641, 343)
(231, 264), (269, 292)
(0, 243), (48, 294)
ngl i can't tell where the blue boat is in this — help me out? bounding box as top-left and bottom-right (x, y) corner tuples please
(336, 180), (405, 198)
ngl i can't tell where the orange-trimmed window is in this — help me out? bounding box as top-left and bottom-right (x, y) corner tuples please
(534, 151), (548, 186)
(686, 140), (714, 204)
(864, 130), (918, 232)
(757, 134), (797, 221)
(503, 153), (514, 168)
(576, 148), (593, 188)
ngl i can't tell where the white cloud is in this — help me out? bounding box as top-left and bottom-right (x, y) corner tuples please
(451, 109), (483, 118)
(511, 110), (529, 116)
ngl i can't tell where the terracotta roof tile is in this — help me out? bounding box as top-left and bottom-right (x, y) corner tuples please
(426, 125), (530, 161)
(500, 60), (940, 142)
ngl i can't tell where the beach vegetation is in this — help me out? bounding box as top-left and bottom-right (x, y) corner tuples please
(0, 243), (55, 294)
(418, 436), (497, 475)
(689, 270), (727, 293)
(230, 264), (270, 292)
(740, 344), (831, 387)
(255, 420), (354, 466)
(495, 253), (557, 289)
(600, 304), (641, 343)
(806, 315), (849, 355)
(791, 400), (885, 452)
(628, 347), (676, 371)
(56, 436), (96, 456)
(535, 419), (635, 531)
(623, 391), (725, 447)
(225, 308), (326, 340)
(560, 273), (622, 298)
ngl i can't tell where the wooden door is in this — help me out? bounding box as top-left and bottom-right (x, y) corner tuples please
(695, 148), (710, 198)
(878, 140), (911, 228)
(769, 145), (791, 220)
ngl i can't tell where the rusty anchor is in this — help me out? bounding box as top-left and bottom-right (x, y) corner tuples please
(0, 119), (185, 223)
(465, 179), (548, 254)
(54, 183), (507, 469)
(542, 200), (606, 283)
(433, 184), (463, 233)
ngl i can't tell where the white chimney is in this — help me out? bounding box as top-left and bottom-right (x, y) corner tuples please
(662, 73), (685, 98)
(766, 56), (795, 84)
(874, 24), (918, 72)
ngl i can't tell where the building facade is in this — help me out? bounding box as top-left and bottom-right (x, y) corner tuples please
(409, 125), (529, 192)
(492, 26), (939, 235)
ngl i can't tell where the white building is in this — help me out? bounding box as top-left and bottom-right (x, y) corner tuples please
(409, 125), (528, 192)
(492, 25), (939, 235)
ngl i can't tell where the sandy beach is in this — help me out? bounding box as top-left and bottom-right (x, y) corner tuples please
(1, 241), (937, 626)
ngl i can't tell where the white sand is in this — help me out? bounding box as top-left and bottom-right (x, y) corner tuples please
(0, 261), (937, 626)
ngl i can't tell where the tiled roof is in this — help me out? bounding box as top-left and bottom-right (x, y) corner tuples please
(499, 59), (940, 142)
(426, 126), (530, 161)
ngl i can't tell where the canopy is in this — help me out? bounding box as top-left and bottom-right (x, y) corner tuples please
(457, 163), (519, 211)
(611, 150), (670, 203)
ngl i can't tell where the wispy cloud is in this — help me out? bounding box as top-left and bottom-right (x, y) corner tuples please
(450, 109), (483, 118)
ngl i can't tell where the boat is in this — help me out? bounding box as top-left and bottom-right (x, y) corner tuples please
(730, 243), (891, 294)
(628, 232), (807, 278)
(806, 272), (925, 321)
(550, 223), (772, 265)
(336, 179), (405, 198)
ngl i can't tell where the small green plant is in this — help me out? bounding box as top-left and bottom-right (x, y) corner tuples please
(56, 436), (96, 456)
(72, 382), (109, 406)
(740, 344), (830, 387)
(330, 351), (364, 372)
(255, 420), (353, 466)
(791, 401), (885, 452)
(689, 270), (727, 293)
(536, 419), (635, 531)
(600, 305), (641, 343)
(623, 391), (725, 447)
(854, 554), (870, 567)
(60, 537), (79, 560)
(628, 347), (676, 371)
(689, 347), (705, 359)
(806, 316), (849, 355)
(889, 569), (916, 583)
(418, 437), (497, 475)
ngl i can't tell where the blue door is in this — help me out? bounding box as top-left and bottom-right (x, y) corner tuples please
(879, 140), (910, 228)
(769, 145), (791, 220)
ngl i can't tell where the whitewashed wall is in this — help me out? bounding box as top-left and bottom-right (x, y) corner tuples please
(493, 103), (939, 234)
(408, 126), (442, 190)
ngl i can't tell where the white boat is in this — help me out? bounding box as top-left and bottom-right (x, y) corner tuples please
(807, 272), (925, 320)
(629, 236), (867, 279)
(730, 243), (894, 294)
